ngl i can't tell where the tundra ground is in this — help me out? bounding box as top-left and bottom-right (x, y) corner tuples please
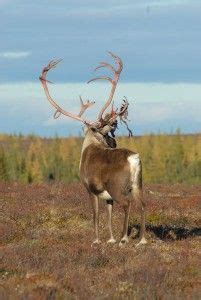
(0, 182), (200, 299)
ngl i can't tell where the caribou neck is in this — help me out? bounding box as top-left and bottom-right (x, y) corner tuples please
(81, 130), (107, 154)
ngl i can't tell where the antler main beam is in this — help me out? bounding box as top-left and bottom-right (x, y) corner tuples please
(87, 51), (123, 122)
(39, 59), (95, 124)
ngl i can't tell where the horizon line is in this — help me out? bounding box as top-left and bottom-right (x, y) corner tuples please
(0, 131), (200, 139)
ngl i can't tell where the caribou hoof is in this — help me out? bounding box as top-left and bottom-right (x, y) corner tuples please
(107, 238), (116, 244)
(91, 239), (101, 247)
(119, 236), (129, 247)
(136, 237), (148, 247)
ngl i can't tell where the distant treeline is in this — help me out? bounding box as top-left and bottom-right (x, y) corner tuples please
(0, 132), (200, 184)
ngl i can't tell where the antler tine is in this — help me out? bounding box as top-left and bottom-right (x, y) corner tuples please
(87, 76), (113, 84)
(93, 53), (123, 75)
(94, 62), (116, 73)
(44, 59), (62, 73)
(39, 59), (95, 125)
(78, 96), (95, 117)
(39, 59), (63, 84)
(108, 96), (129, 124)
(107, 51), (123, 73)
(48, 58), (63, 68)
(87, 52), (123, 122)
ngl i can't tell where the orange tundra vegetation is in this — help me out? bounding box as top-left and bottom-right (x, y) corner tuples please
(0, 182), (200, 299)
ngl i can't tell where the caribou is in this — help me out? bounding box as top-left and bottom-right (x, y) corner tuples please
(39, 52), (147, 247)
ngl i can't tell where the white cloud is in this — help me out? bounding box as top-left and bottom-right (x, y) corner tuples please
(0, 82), (200, 135)
(0, 51), (31, 59)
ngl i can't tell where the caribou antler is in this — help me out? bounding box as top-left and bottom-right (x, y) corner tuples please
(87, 51), (123, 122)
(39, 59), (95, 124)
(108, 97), (129, 124)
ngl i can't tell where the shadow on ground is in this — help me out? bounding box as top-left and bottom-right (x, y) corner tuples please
(129, 224), (201, 241)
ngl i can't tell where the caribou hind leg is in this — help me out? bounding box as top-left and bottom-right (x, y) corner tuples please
(128, 153), (147, 247)
(119, 200), (131, 246)
(135, 189), (147, 246)
(132, 184), (147, 246)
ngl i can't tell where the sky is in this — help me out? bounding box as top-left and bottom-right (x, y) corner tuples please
(0, 0), (201, 136)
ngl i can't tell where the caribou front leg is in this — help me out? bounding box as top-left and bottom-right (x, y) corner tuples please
(119, 200), (131, 246)
(90, 194), (101, 245)
(106, 199), (116, 244)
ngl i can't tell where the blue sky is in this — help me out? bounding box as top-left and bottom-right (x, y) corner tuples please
(0, 0), (201, 136)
